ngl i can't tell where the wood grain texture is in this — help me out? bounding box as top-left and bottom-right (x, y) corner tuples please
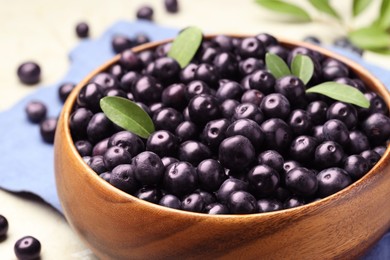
(54, 36), (390, 260)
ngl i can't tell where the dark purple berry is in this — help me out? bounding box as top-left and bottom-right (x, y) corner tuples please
(289, 135), (318, 163)
(134, 33), (151, 46)
(181, 193), (205, 212)
(77, 83), (103, 112)
(288, 109), (313, 136)
(317, 167), (352, 197)
(220, 99), (240, 119)
(75, 22), (89, 38)
(256, 33), (278, 47)
(17, 62), (41, 85)
(360, 150), (381, 168)
(257, 150), (284, 172)
(111, 35), (134, 53)
(348, 130), (370, 154)
(135, 187), (162, 203)
(206, 203), (229, 214)
(315, 141), (344, 169)
(110, 164), (139, 194)
(239, 58), (264, 76)
(153, 107), (184, 132)
(194, 63), (218, 87)
(25, 101), (47, 123)
(161, 157), (179, 168)
(261, 118), (293, 152)
(92, 138), (109, 156)
(40, 117), (57, 144)
(164, 0), (179, 13)
(161, 83), (186, 110)
(197, 159), (227, 192)
(247, 164), (280, 197)
(180, 63), (198, 83)
(249, 70), (275, 94)
(233, 102), (264, 124)
(237, 37), (265, 59)
(188, 94), (220, 126)
(343, 155), (369, 180)
(241, 89), (264, 106)
(306, 100), (328, 125)
(136, 5), (154, 21)
(284, 196), (305, 209)
(185, 80), (211, 100)
(159, 194), (181, 209)
(133, 151), (164, 186)
(146, 130), (179, 157)
(201, 118), (230, 150)
(260, 93), (290, 120)
(362, 113), (390, 145)
(88, 156), (107, 174)
(163, 162), (198, 196)
(0, 215), (8, 237)
(75, 140), (93, 157)
(216, 178), (248, 203)
(274, 75), (306, 107)
(227, 191), (258, 214)
(178, 140), (212, 166)
(86, 112), (114, 144)
(219, 135), (255, 170)
(323, 119), (350, 146)
(103, 146), (132, 170)
(285, 167), (318, 197)
(58, 82), (75, 103)
(257, 198), (283, 213)
(327, 102), (357, 129)
(216, 80), (243, 102)
(226, 119), (264, 149)
(213, 52), (238, 79)
(132, 76), (162, 104)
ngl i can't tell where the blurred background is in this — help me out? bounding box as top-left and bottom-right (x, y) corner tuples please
(0, 0), (389, 259)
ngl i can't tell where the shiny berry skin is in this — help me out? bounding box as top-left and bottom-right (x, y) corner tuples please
(150, 57), (181, 84)
(132, 76), (162, 104)
(164, 0), (179, 13)
(0, 215), (8, 237)
(99, 172), (111, 182)
(90, 72), (119, 92)
(247, 164), (280, 196)
(213, 52), (238, 79)
(25, 101), (47, 123)
(266, 45), (289, 61)
(188, 94), (220, 126)
(219, 135), (255, 170)
(108, 131), (144, 157)
(77, 83), (103, 112)
(362, 92), (389, 116)
(288, 109), (313, 136)
(111, 35), (133, 53)
(348, 130), (370, 154)
(119, 71), (140, 92)
(39, 117), (57, 144)
(178, 140), (212, 166)
(146, 130), (178, 157)
(153, 107), (184, 132)
(162, 83), (186, 110)
(343, 155), (369, 180)
(163, 162), (198, 196)
(257, 150), (284, 172)
(14, 236), (41, 260)
(180, 63), (198, 83)
(75, 140), (93, 157)
(104, 88), (127, 98)
(323, 119), (350, 146)
(317, 167), (352, 197)
(175, 121), (198, 142)
(212, 35), (234, 52)
(197, 159), (227, 192)
(284, 196), (305, 209)
(58, 82), (75, 103)
(196, 190), (216, 205)
(135, 187), (162, 203)
(109, 164), (139, 194)
(274, 75), (306, 107)
(120, 50), (142, 71)
(315, 141), (344, 169)
(220, 99), (239, 119)
(75, 22), (89, 38)
(216, 178), (248, 203)
(283, 160), (301, 174)
(161, 157), (179, 167)
(360, 150), (381, 168)
(260, 93), (290, 120)
(239, 58), (264, 76)
(88, 155), (107, 174)
(103, 146), (132, 170)
(199, 47), (219, 64)
(92, 138), (109, 156)
(312, 125), (325, 143)
(132, 151), (165, 185)
(86, 112), (114, 144)
(216, 81), (243, 102)
(185, 80), (211, 100)
(285, 167), (318, 197)
(241, 89), (264, 106)
(256, 33), (278, 47)
(134, 33), (151, 46)
(374, 146), (387, 156)
(159, 194), (181, 210)
(327, 102), (357, 129)
(206, 203), (229, 214)
(233, 102), (264, 124)
(17, 61), (41, 85)
(257, 198), (283, 213)
(182, 193), (205, 212)
(226, 119), (264, 149)
(289, 135), (318, 163)
(322, 63), (349, 81)
(194, 63), (218, 86)
(227, 191), (258, 214)
(136, 5), (154, 21)
(237, 37), (265, 59)
(201, 118), (230, 150)
(249, 70), (275, 94)
(306, 100), (328, 125)
(362, 113), (390, 145)
(261, 118), (293, 152)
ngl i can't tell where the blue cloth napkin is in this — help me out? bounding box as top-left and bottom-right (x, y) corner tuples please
(0, 20), (388, 259)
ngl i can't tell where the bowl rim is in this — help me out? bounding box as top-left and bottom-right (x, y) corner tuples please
(58, 34), (390, 219)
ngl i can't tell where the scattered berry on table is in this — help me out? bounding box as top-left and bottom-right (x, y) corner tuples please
(136, 5), (154, 21)
(25, 101), (47, 123)
(17, 62), (41, 85)
(0, 215), (8, 237)
(14, 236), (41, 260)
(164, 0), (179, 13)
(75, 22), (89, 38)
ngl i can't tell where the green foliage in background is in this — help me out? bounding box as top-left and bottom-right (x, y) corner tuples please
(255, 0), (390, 54)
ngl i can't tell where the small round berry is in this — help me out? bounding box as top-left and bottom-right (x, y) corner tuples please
(103, 146), (132, 170)
(260, 93), (291, 120)
(266, 45), (289, 61)
(212, 35), (234, 52)
(75, 140), (93, 157)
(289, 135), (318, 163)
(161, 83), (186, 110)
(88, 155), (108, 174)
(108, 131), (145, 157)
(135, 187), (162, 204)
(327, 102), (357, 129)
(362, 92), (388, 116)
(256, 33), (278, 47)
(343, 155), (369, 180)
(25, 101), (47, 123)
(185, 80), (211, 100)
(257, 198), (283, 213)
(284, 196), (305, 209)
(233, 102), (264, 124)
(216, 178), (248, 203)
(110, 164), (139, 194)
(120, 50), (142, 71)
(216, 80), (243, 102)
(274, 75), (306, 107)
(362, 113), (390, 145)
(348, 130), (370, 154)
(58, 82), (75, 103)
(322, 64), (349, 81)
(312, 125), (325, 143)
(14, 236), (41, 260)
(40, 117), (57, 144)
(159, 194), (181, 210)
(373, 146), (387, 156)
(100, 172), (111, 182)
(247, 164), (280, 196)
(285, 167), (318, 197)
(86, 112), (114, 144)
(91, 72), (119, 92)
(323, 119), (350, 146)
(213, 52), (238, 79)
(199, 47), (219, 64)
(181, 193), (205, 213)
(261, 118), (293, 152)
(134, 33), (151, 46)
(257, 150), (284, 172)
(220, 99), (240, 119)
(149, 57), (181, 84)
(175, 121), (198, 142)
(239, 58), (264, 76)
(360, 150), (381, 168)
(153, 107), (184, 132)
(288, 109), (313, 136)
(197, 159), (227, 192)
(92, 138), (109, 156)
(201, 118), (230, 150)
(111, 35), (134, 53)
(194, 63), (219, 86)
(136, 5), (154, 21)
(317, 167), (352, 197)
(241, 89), (264, 106)
(180, 63), (198, 83)
(77, 83), (103, 112)
(146, 130), (179, 157)
(315, 141), (345, 169)
(237, 37), (265, 59)
(306, 100), (328, 125)
(178, 140), (212, 166)
(132, 76), (163, 105)
(0, 215), (8, 237)
(283, 160), (301, 175)
(163, 162), (198, 196)
(227, 191), (258, 214)
(120, 71), (141, 92)
(249, 70), (275, 94)
(164, 0), (179, 13)
(133, 151), (165, 186)
(188, 94), (220, 126)
(161, 157), (179, 168)
(17, 62), (41, 85)
(206, 203), (229, 214)
(219, 135), (255, 170)
(75, 22), (89, 38)
(226, 119), (264, 149)
(196, 190), (216, 205)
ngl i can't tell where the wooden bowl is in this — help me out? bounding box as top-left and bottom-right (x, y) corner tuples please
(54, 35), (390, 259)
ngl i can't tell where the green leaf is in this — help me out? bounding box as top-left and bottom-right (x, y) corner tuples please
(167, 26), (203, 68)
(255, 0), (311, 22)
(308, 0), (340, 20)
(306, 82), (370, 108)
(265, 53), (291, 79)
(378, 0), (390, 29)
(291, 54), (314, 84)
(100, 96), (155, 139)
(352, 0), (372, 17)
(348, 26), (390, 49)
